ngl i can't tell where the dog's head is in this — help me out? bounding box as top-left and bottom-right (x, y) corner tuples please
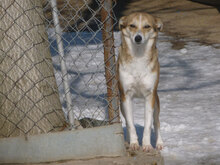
(119, 12), (163, 45)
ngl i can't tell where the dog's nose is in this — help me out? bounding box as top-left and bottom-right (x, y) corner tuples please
(134, 35), (142, 43)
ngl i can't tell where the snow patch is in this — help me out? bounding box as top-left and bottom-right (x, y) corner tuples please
(180, 48), (187, 54)
(161, 122), (186, 132)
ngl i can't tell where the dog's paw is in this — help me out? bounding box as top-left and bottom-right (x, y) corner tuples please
(130, 142), (140, 151)
(156, 143), (164, 150)
(142, 144), (153, 152)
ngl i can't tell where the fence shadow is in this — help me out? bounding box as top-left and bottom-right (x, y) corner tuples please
(48, 29), (111, 120)
(158, 51), (220, 93)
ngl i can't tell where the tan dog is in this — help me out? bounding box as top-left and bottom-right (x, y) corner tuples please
(117, 12), (163, 151)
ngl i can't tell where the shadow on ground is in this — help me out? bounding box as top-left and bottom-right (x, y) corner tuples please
(123, 125), (157, 148)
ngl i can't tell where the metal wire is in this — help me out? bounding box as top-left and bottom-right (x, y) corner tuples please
(0, 0), (119, 137)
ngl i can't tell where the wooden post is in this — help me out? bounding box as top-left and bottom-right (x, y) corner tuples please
(101, 0), (119, 123)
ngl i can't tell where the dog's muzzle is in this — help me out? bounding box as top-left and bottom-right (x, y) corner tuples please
(134, 35), (142, 44)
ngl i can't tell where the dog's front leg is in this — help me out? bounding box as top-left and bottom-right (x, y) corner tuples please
(142, 93), (155, 152)
(122, 93), (139, 150)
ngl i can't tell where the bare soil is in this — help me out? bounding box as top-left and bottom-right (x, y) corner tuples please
(45, 0), (220, 45)
(23, 145), (163, 165)
(116, 0), (220, 45)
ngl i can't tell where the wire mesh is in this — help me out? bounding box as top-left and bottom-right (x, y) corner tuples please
(0, 0), (119, 138)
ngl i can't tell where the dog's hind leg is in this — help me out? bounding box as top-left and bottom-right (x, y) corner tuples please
(120, 102), (130, 143)
(153, 92), (164, 150)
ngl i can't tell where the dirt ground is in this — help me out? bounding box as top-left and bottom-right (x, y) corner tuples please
(24, 145), (163, 165)
(46, 0), (220, 45)
(116, 0), (220, 46)
(46, 151), (163, 165)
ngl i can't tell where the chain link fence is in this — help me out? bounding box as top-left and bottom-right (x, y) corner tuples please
(0, 0), (120, 138)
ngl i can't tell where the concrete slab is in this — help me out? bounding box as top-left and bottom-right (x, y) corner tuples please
(0, 123), (126, 163)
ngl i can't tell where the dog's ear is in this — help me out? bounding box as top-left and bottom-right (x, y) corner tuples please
(119, 16), (127, 30)
(155, 18), (163, 31)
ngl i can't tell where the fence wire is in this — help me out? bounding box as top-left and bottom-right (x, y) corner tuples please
(0, 0), (120, 138)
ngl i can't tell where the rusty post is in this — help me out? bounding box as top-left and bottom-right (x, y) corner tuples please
(101, 0), (119, 123)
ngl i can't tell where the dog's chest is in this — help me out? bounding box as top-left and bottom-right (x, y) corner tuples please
(119, 57), (157, 97)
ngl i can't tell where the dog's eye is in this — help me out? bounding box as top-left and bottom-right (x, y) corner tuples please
(144, 25), (151, 29)
(129, 24), (136, 28)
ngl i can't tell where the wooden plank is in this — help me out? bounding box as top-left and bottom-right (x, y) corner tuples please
(101, 0), (120, 123)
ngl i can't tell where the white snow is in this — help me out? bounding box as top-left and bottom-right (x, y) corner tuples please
(156, 34), (220, 165)
(48, 29), (220, 165)
(180, 48), (187, 54)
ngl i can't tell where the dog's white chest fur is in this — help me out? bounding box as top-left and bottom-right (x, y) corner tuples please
(119, 56), (157, 98)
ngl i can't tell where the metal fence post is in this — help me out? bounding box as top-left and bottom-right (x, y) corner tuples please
(101, 0), (119, 123)
(50, 0), (75, 129)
